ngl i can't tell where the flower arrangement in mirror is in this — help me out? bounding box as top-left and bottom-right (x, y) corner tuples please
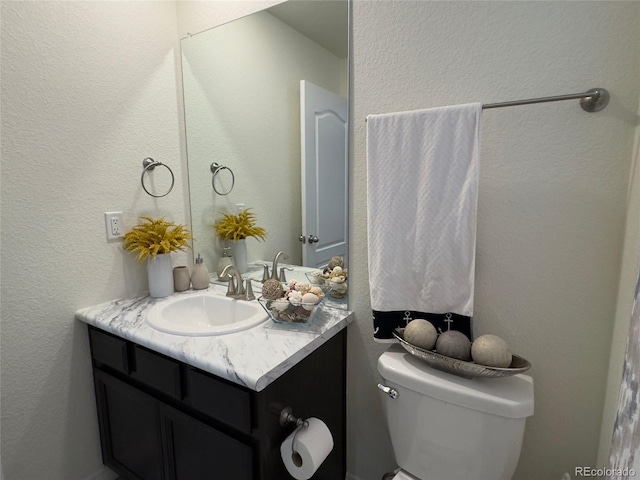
(213, 208), (266, 274)
(213, 208), (267, 241)
(123, 216), (193, 261)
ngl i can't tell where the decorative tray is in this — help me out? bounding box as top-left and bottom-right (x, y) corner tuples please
(393, 328), (531, 379)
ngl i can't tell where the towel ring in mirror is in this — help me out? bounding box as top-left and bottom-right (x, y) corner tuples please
(210, 162), (235, 195)
(141, 157), (175, 198)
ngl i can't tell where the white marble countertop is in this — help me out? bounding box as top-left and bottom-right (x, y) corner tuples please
(75, 284), (353, 392)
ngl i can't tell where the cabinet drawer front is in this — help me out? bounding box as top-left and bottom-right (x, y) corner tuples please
(89, 328), (129, 374)
(132, 346), (182, 400)
(187, 368), (252, 433)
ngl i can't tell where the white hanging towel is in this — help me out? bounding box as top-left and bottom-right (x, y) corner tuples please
(366, 103), (482, 342)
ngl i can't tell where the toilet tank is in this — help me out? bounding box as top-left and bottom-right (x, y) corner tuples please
(378, 345), (534, 480)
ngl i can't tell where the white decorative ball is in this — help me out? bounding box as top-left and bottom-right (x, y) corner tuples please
(404, 319), (437, 350)
(471, 335), (512, 368)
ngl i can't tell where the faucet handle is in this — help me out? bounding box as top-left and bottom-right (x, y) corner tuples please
(279, 267), (294, 283)
(244, 279), (257, 301)
(259, 263), (270, 282)
(225, 274), (236, 297)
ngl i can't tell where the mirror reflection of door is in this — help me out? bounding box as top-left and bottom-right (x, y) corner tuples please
(300, 80), (348, 268)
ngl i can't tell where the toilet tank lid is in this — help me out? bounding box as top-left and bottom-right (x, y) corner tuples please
(378, 345), (534, 419)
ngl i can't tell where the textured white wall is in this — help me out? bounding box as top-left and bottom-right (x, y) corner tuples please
(348, 2), (640, 480)
(1, 2), (187, 479)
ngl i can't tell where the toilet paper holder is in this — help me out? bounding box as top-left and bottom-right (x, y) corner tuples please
(280, 406), (310, 466)
(279, 406), (309, 429)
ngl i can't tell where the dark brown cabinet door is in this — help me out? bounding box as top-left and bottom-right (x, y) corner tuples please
(94, 369), (165, 480)
(160, 403), (254, 480)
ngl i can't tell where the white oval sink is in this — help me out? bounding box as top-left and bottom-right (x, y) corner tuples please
(145, 291), (268, 336)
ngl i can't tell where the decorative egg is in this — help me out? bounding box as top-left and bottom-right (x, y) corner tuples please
(295, 282), (311, 292)
(309, 286), (324, 297)
(332, 266), (343, 275)
(436, 331), (472, 361)
(301, 292), (320, 310)
(328, 256), (344, 270)
(404, 319), (437, 350)
(262, 279), (284, 300)
(471, 334), (512, 368)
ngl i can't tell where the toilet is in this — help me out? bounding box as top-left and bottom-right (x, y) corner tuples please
(377, 344), (534, 480)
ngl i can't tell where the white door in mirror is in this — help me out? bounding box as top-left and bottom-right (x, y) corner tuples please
(300, 80), (348, 268)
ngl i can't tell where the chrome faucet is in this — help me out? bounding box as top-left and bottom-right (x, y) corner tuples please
(271, 251), (289, 280)
(220, 265), (255, 300)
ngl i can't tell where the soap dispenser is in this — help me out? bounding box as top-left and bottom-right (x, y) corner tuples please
(191, 254), (210, 290)
(216, 247), (234, 282)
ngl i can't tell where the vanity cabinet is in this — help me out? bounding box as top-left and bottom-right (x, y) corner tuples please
(88, 326), (346, 480)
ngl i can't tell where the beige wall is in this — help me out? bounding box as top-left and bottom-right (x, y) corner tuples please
(1, 2), (187, 479)
(348, 2), (640, 479)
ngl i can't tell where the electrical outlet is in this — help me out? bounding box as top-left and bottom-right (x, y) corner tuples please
(105, 211), (124, 241)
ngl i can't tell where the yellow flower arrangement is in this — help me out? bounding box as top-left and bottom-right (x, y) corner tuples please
(213, 208), (267, 241)
(123, 216), (192, 261)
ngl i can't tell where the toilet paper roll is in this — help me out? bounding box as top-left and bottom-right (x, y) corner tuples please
(280, 417), (334, 480)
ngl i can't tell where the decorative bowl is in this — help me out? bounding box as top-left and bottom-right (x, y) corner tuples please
(258, 294), (328, 325)
(305, 271), (327, 285)
(328, 281), (348, 298)
(393, 328), (531, 379)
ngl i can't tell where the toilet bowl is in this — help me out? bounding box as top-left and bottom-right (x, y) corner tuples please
(378, 344), (534, 480)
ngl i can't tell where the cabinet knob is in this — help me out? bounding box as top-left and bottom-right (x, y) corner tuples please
(308, 235), (319, 244)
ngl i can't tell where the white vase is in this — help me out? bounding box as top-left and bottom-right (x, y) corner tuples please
(233, 239), (248, 274)
(148, 253), (174, 298)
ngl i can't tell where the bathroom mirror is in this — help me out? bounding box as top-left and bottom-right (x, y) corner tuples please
(181, 0), (349, 289)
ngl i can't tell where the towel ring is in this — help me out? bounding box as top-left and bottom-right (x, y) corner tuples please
(141, 157), (175, 198)
(210, 162), (235, 195)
